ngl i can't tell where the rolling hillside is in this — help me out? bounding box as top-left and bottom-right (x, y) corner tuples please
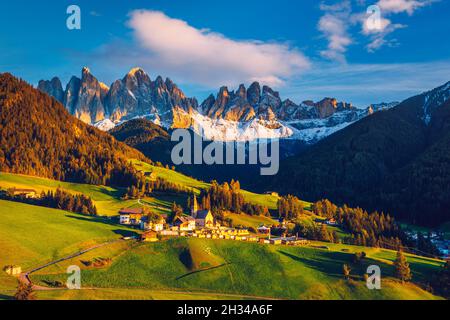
(0, 165), (281, 217)
(0, 199), (137, 298)
(0, 73), (147, 187)
(0, 173), (445, 300)
(30, 238), (443, 300)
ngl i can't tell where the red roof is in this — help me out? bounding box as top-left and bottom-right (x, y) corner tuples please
(174, 216), (195, 224)
(119, 208), (143, 215)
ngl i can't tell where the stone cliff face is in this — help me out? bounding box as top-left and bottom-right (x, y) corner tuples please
(64, 76), (81, 115)
(199, 82), (356, 123)
(39, 68), (108, 124)
(39, 67), (197, 126)
(107, 68), (154, 121)
(73, 67), (108, 124)
(37, 77), (64, 104)
(38, 67), (390, 143)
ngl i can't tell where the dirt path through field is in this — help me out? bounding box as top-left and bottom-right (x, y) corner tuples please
(19, 239), (127, 290)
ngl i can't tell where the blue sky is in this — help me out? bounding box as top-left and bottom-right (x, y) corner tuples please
(1, 0), (450, 106)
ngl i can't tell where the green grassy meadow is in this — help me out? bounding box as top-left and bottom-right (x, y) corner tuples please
(225, 213), (278, 229)
(0, 166), (283, 216)
(132, 160), (282, 210)
(0, 199), (139, 298)
(0, 200), (138, 269)
(31, 238), (443, 300)
(0, 170), (445, 301)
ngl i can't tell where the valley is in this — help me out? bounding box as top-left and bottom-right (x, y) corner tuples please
(1, 71), (449, 301)
(0, 169), (446, 300)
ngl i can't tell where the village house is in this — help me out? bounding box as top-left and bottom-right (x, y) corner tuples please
(236, 228), (250, 236)
(264, 191), (279, 197)
(280, 236), (310, 246)
(140, 215), (166, 232)
(173, 216), (196, 231)
(269, 238), (283, 245)
(10, 188), (37, 199)
(292, 238), (310, 246)
(3, 265), (22, 276)
(141, 230), (159, 242)
(140, 216), (151, 230)
(257, 225), (271, 235)
(218, 227), (249, 237)
(325, 218), (339, 226)
(160, 230), (179, 237)
(119, 208), (144, 226)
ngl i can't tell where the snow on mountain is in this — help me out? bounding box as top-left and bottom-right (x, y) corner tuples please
(422, 81), (450, 125)
(93, 119), (116, 131)
(189, 110), (294, 142)
(39, 67), (398, 144)
(288, 119), (356, 143)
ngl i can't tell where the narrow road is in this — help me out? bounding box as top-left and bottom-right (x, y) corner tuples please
(19, 239), (126, 290)
(13, 237), (283, 300)
(137, 198), (167, 211)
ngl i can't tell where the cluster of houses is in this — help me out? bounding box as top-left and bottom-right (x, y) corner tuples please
(426, 233), (450, 259)
(404, 230), (450, 260)
(118, 196), (310, 247)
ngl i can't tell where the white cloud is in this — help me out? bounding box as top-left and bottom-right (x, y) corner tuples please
(362, 15), (392, 34)
(317, 0), (436, 56)
(360, 0), (432, 52)
(318, 1), (353, 62)
(377, 0), (434, 15)
(126, 10), (310, 87)
(359, 12), (406, 52)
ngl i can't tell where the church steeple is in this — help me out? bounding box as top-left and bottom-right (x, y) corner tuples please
(191, 195), (198, 217)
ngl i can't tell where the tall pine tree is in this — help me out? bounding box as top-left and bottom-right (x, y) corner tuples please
(394, 250), (412, 283)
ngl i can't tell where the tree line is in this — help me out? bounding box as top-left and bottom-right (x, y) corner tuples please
(287, 197), (406, 249)
(198, 180), (269, 217)
(0, 73), (149, 190)
(1, 188), (97, 215)
(124, 176), (191, 199)
(278, 195), (305, 220)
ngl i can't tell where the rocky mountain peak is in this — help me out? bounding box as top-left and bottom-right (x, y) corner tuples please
(128, 67), (146, 76)
(165, 78), (175, 90)
(76, 68), (106, 123)
(262, 85), (280, 99)
(237, 84), (246, 99)
(82, 66), (91, 75)
(247, 82), (261, 106)
(37, 66), (399, 145)
(37, 77), (64, 103)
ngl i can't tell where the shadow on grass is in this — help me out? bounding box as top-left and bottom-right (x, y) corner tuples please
(278, 249), (396, 280)
(64, 214), (140, 238)
(176, 263), (233, 281)
(97, 186), (124, 199)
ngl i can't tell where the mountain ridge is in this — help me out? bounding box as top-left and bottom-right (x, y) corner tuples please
(38, 67), (396, 143)
(258, 80), (450, 226)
